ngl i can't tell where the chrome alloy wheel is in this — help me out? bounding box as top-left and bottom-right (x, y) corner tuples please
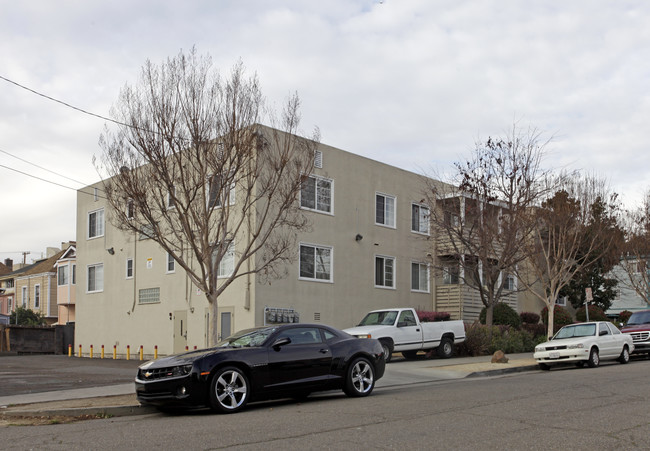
(350, 360), (374, 394)
(215, 369), (248, 410)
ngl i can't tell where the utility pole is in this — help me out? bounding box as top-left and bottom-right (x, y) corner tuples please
(21, 251), (30, 265)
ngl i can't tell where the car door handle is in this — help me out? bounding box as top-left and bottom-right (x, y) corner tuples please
(319, 349), (329, 354)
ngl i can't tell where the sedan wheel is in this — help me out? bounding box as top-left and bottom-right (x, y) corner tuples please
(587, 348), (600, 368)
(209, 366), (250, 414)
(344, 357), (375, 397)
(618, 346), (630, 364)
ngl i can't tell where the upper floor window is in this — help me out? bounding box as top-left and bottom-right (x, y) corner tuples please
(7, 297), (11, 312)
(299, 243), (332, 282)
(34, 285), (40, 308)
(87, 263), (104, 293)
(300, 175), (332, 214)
(376, 193), (396, 228)
(442, 263), (460, 285)
(314, 150), (323, 169)
(411, 262), (430, 292)
(217, 242), (235, 278)
(93, 187), (99, 201)
(208, 174), (235, 209)
(88, 209), (105, 239)
(126, 258), (134, 279)
(375, 255), (395, 288)
(503, 273), (516, 291)
(166, 187), (176, 210)
(72, 264), (76, 285)
(22, 286), (28, 307)
(411, 204), (429, 234)
(166, 253), (176, 273)
(126, 199), (134, 219)
(58, 265), (69, 286)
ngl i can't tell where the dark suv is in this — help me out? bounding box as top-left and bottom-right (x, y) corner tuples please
(621, 309), (650, 356)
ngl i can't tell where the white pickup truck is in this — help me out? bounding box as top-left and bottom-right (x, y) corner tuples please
(344, 308), (466, 362)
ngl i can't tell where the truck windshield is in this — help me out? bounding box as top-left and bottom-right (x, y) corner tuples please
(358, 311), (398, 326)
(627, 311), (650, 325)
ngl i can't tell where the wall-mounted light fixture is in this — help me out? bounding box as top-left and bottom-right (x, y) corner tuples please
(355, 234), (363, 241)
(107, 247), (115, 255)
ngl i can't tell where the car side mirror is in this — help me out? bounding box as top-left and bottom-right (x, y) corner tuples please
(272, 337), (291, 350)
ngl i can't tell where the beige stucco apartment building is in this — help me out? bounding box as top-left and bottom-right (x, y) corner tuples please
(75, 128), (540, 356)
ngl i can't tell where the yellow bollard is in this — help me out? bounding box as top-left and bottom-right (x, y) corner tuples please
(113, 345), (117, 360)
(78, 344), (82, 358)
(154, 345), (158, 360)
(90, 345), (94, 359)
(139, 345), (143, 361)
(126, 345), (130, 360)
(68, 344), (72, 357)
(101, 345), (105, 359)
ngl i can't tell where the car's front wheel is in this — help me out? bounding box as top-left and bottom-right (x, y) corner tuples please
(538, 362), (551, 371)
(209, 366), (250, 414)
(344, 357), (375, 397)
(587, 348), (600, 368)
(618, 346), (630, 364)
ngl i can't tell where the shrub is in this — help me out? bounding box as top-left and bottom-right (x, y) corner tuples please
(479, 303), (522, 329)
(520, 312), (540, 324)
(489, 327), (537, 354)
(457, 322), (545, 356)
(618, 310), (633, 325)
(522, 322), (546, 337)
(458, 321), (492, 356)
(9, 307), (47, 326)
(416, 310), (451, 322)
(541, 305), (573, 334)
(575, 305), (608, 322)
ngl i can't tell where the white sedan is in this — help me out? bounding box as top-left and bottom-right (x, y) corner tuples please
(534, 321), (635, 370)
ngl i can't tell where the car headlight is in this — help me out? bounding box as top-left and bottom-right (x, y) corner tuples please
(567, 344), (584, 349)
(170, 364), (193, 377)
(535, 346), (544, 353)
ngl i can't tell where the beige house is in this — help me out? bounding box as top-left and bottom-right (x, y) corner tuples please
(75, 128), (535, 356)
(55, 245), (77, 324)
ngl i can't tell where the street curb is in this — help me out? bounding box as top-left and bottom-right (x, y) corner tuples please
(1, 404), (157, 419)
(466, 364), (539, 378)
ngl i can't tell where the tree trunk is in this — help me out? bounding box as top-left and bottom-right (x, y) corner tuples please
(209, 295), (219, 347)
(546, 302), (555, 340)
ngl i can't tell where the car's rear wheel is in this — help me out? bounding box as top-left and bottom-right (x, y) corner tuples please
(344, 357), (375, 397)
(401, 350), (418, 360)
(437, 337), (454, 359)
(209, 366), (250, 414)
(380, 341), (392, 363)
(587, 348), (600, 368)
(618, 346), (630, 364)
(538, 362), (551, 371)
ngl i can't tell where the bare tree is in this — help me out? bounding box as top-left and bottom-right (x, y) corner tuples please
(517, 174), (621, 338)
(96, 49), (320, 345)
(618, 190), (650, 307)
(425, 125), (552, 327)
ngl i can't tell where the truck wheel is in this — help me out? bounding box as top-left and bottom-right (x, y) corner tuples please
(380, 341), (392, 363)
(437, 337), (454, 359)
(401, 350), (418, 360)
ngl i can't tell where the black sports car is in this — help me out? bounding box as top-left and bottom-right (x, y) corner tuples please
(135, 323), (385, 413)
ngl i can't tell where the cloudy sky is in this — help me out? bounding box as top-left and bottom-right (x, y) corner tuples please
(1, 0), (649, 264)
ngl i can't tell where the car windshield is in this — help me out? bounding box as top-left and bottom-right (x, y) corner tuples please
(553, 324), (596, 339)
(358, 311), (398, 326)
(627, 311), (650, 325)
(218, 327), (277, 348)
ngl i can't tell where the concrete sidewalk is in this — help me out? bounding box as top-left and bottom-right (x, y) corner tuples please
(0, 353), (538, 420)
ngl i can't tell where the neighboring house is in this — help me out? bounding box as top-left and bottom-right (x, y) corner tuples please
(55, 245), (77, 324)
(12, 243), (75, 325)
(607, 261), (650, 317)
(75, 126), (532, 355)
(0, 259), (15, 316)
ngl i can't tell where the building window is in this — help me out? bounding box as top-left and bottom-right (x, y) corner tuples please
(22, 286), (27, 307)
(93, 187), (99, 201)
(58, 265), (69, 286)
(72, 264), (76, 285)
(166, 253), (175, 273)
(555, 296), (567, 306)
(375, 255), (395, 288)
(208, 174), (235, 208)
(376, 193), (396, 228)
(314, 150), (323, 169)
(126, 199), (134, 219)
(217, 242), (235, 278)
(7, 297), (11, 312)
(34, 285), (41, 308)
(299, 244), (332, 282)
(166, 187), (176, 210)
(87, 263), (104, 293)
(87, 209), (105, 239)
(411, 262), (429, 292)
(503, 274), (516, 291)
(442, 264), (460, 285)
(126, 258), (134, 279)
(300, 175), (332, 214)
(139, 287), (160, 304)
(411, 204), (429, 234)
(444, 211), (460, 228)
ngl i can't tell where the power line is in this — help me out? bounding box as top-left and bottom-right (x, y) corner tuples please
(0, 147), (90, 186)
(0, 163), (105, 199)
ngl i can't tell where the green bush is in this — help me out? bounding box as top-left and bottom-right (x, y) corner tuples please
(575, 305), (608, 322)
(9, 307), (47, 326)
(479, 303), (522, 329)
(458, 322), (545, 356)
(540, 305), (573, 334)
(458, 321), (492, 356)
